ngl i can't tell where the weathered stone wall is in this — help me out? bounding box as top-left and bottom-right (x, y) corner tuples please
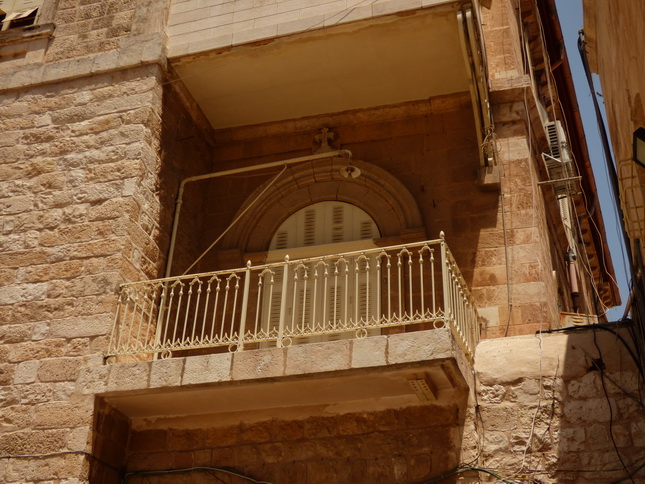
(0, 0), (169, 92)
(583, 0), (645, 162)
(474, 327), (644, 482)
(0, 65), (165, 482)
(484, 96), (568, 336)
(583, 0), (645, 254)
(0, 40), (214, 479)
(478, 0), (598, 328)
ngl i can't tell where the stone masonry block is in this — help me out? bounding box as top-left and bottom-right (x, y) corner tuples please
(563, 398), (611, 425)
(182, 353), (232, 385)
(387, 328), (453, 364)
(373, 0), (421, 16)
(0, 363), (14, 385)
(149, 357), (185, 388)
(285, 340), (350, 375)
(324, 6), (372, 27)
(5, 452), (85, 482)
(232, 24), (278, 45)
(66, 426), (92, 452)
(232, 347), (285, 380)
(107, 361), (151, 392)
(187, 33), (234, 55)
(476, 333), (566, 385)
(77, 364), (109, 394)
(351, 335), (386, 368)
(37, 357), (82, 382)
(32, 400), (94, 429)
(0, 429), (68, 455)
(277, 14), (325, 36)
(49, 314), (112, 339)
(14, 360), (39, 384)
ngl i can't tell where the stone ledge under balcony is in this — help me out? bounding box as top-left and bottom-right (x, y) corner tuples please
(101, 327), (473, 429)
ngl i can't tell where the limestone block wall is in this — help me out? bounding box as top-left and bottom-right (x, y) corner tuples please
(483, 96), (567, 336)
(583, 0), (645, 161)
(0, 32), (214, 479)
(479, 0), (523, 82)
(478, 0), (599, 326)
(167, 0), (454, 57)
(0, 65), (166, 482)
(124, 406), (462, 484)
(0, 0), (169, 92)
(474, 327), (644, 482)
(583, 0), (645, 247)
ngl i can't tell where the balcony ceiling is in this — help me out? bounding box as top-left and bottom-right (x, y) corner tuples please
(171, 7), (469, 129)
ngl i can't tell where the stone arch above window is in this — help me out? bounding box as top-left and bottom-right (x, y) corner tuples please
(221, 158), (425, 254)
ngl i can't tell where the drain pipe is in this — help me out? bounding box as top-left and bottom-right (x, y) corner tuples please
(566, 250), (580, 313)
(164, 150), (353, 278)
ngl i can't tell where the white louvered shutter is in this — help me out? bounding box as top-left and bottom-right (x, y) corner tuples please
(266, 202), (380, 344)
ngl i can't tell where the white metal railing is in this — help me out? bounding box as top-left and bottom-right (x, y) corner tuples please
(107, 234), (480, 361)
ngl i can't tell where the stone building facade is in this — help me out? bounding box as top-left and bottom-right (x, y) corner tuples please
(582, 0), (645, 388)
(0, 0), (643, 482)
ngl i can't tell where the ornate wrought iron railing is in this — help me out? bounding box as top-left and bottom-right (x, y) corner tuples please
(107, 234), (480, 361)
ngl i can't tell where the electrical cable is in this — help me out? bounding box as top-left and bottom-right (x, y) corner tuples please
(556, 105), (616, 315)
(556, 93), (625, 315)
(578, 30), (635, 293)
(608, 459), (645, 484)
(539, 321), (645, 383)
(516, 330), (545, 476)
(531, 0), (557, 124)
(497, 136), (513, 338)
(574, 344), (644, 411)
(121, 466), (272, 484)
(526, 0), (619, 316)
(591, 328), (635, 484)
(423, 464), (517, 484)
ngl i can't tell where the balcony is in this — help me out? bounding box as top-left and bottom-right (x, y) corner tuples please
(107, 235), (480, 363)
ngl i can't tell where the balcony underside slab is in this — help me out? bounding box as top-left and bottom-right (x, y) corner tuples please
(170, 7), (469, 129)
(102, 328), (472, 430)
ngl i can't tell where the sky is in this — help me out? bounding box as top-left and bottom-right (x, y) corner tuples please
(554, 0), (630, 320)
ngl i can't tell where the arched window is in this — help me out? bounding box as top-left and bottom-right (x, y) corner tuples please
(269, 201), (380, 253)
(262, 201), (381, 344)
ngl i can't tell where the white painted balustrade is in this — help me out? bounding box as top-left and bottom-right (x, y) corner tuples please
(107, 236), (480, 361)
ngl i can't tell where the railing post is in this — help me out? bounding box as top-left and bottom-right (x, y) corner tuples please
(151, 282), (168, 360)
(107, 288), (124, 357)
(440, 231), (452, 323)
(277, 256), (290, 347)
(237, 261), (252, 351)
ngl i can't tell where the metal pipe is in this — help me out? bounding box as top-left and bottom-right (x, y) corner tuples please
(456, 9), (485, 167)
(457, 7), (494, 168)
(164, 149), (353, 278)
(578, 31), (634, 273)
(567, 251), (580, 313)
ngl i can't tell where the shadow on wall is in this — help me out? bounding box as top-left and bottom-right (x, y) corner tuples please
(89, 380), (472, 483)
(474, 323), (644, 482)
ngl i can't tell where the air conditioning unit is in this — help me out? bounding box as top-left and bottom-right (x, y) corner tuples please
(542, 121), (579, 199)
(546, 120), (572, 164)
